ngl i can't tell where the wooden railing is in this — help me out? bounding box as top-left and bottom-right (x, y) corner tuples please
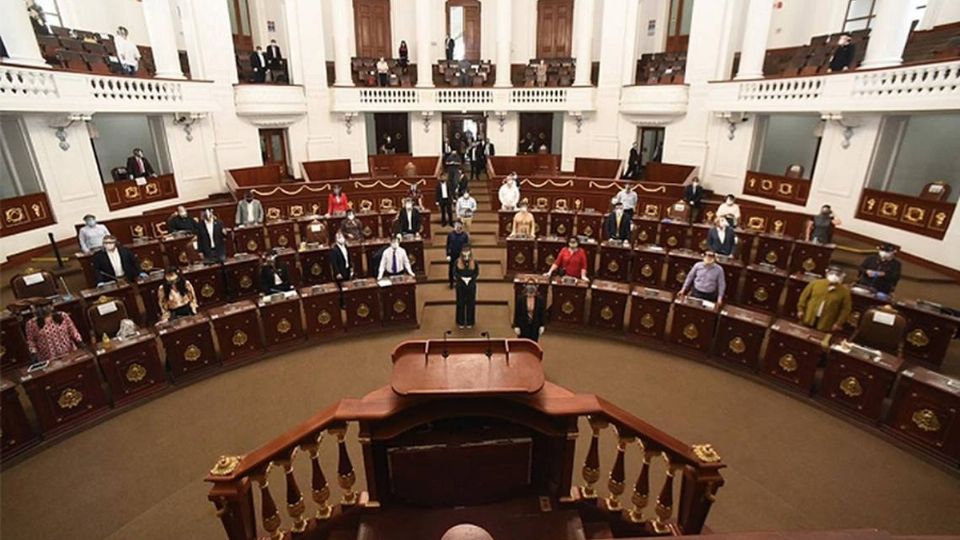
(0, 192), (57, 238)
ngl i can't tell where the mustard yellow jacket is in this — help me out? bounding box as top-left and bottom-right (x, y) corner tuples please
(797, 278), (852, 332)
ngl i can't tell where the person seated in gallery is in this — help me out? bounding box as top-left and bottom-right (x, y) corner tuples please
(91, 235), (144, 285)
(604, 202), (632, 241)
(327, 185), (351, 215)
(683, 177), (705, 222)
(157, 267), (198, 322)
(377, 235), (416, 279)
(166, 206), (197, 234)
(395, 198), (422, 236)
(509, 200), (536, 238)
(797, 265), (852, 332)
(545, 236), (589, 281)
(707, 217), (737, 256)
(113, 26), (141, 75)
(259, 250), (293, 294)
(716, 194), (741, 227)
(235, 192), (264, 226)
(25, 298), (83, 363)
(857, 242), (902, 296)
(498, 173), (521, 211)
(513, 281), (546, 342)
(77, 214), (111, 253)
(196, 209), (228, 262)
(126, 147), (156, 179)
(678, 250), (726, 306)
(806, 204), (841, 244)
(338, 210), (363, 242)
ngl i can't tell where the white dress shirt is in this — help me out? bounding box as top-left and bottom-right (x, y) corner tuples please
(205, 220), (217, 247)
(440, 182), (449, 199)
(615, 189), (638, 211)
(245, 203), (255, 224)
(114, 35), (141, 70)
(337, 243), (350, 268)
(717, 227), (726, 244)
(378, 246), (414, 278)
(107, 249), (125, 279)
(499, 183), (520, 210)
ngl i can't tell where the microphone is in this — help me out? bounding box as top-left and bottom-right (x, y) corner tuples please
(442, 330), (452, 359)
(481, 331), (492, 360)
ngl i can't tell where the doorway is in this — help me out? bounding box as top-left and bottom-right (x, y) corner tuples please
(536, 0), (574, 58)
(259, 128), (290, 177)
(665, 0), (695, 53)
(446, 0), (481, 61)
(518, 113), (554, 154)
(638, 127), (665, 166)
(354, 0), (392, 58)
(442, 113), (487, 154)
(373, 113), (410, 154)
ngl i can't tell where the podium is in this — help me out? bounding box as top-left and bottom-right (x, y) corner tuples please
(96, 331), (166, 405)
(18, 350), (109, 436)
(80, 281), (141, 323)
(589, 280), (630, 332)
(819, 342), (904, 422)
(761, 319), (827, 394)
(716, 255), (744, 304)
(2, 377), (39, 460)
(628, 287), (673, 340)
(658, 220), (689, 250)
(782, 272), (819, 318)
(506, 237), (537, 275)
(689, 224), (712, 253)
(161, 232), (197, 267)
(576, 210), (603, 241)
(670, 296), (718, 353)
(1, 310), (29, 373)
(580, 238), (599, 277)
(713, 306), (773, 370)
(550, 209), (575, 237)
(597, 240), (632, 282)
(400, 237), (425, 276)
(665, 249), (701, 290)
(789, 240), (834, 275)
(380, 275), (418, 328)
(300, 284), (343, 339)
(498, 210), (517, 239)
(846, 286), (888, 333)
(632, 245), (666, 286)
(896, 299), (960, 369)
(183, 262), (226, 308)
(223, 254), (260, 299)
(299, 245), (332, 286)
(233, 224), (265, 254)
(128, 238), (163, 273)
(209, 301), (263, 364)
(266, 219), (296, 250)
(357, 211), (381, 239)
(157, 313), (219, 381)
(536, 237), (566, 273)
(631, 216), (659, 245)
(513, 274), (551, 301)
(742, 264), (788, 312)
(883, 367), (960, 465)
(549, 277), (589, 326)
(753, 233), (793, 270)
(342, 278), (382, 330)
(362, 238), (390, 277)
(259, 293), (305, 348)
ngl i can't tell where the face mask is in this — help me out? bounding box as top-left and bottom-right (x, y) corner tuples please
(703, 258), (715, 266)
(568, 244), (577, 250)
(827, 273), (841, 284)
(178, 210), (187, 217)
(717, 221), (726, 229)
(462, 252), (471, 259)
(104, 243), (117, 251)
(879, 250), (893, 260)
(346, 214), (355, 220)
(405, 204), (413, 210)
(726, 199), (734, 205)
(336, 236), (345, 245)
(85, 219), (96, 227)
(615, 210), (623, 217)
(166, 277), (178, 284)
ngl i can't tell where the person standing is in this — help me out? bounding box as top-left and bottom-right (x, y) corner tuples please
(498, 174), (521, 211)
(113, 26), (141, 75)
(857, 243), (902, 295)
(196, 209), (228, 262)
(250, 46), (268, 83)
(454, 244), (479, 328)
(797, 265), (852, 332)
(513, 282), (546, 341)
(126, 148), (156, 179)
(535, 59), (548, 87)
(327, 185), (351, 215)
(828, 34), (855, 72)
(92, 236), (143, 284)
(545, 237), (589, 280)
(338, 210), (363, 242)
(467, 140), (484, 180)
(376, 57), (390, 86)
(158, 267), (198, 322)
(613, 183), (638, 221)
(436, 176), (454, 227)
(396, 199), (422, 235)
(329, 231), (354, 307)
(78, 214), (111, 253)
(684, 178), (705, 222)
(167, 206), (197, 234)
(398, 40), (409, 69)
(456, 190), (477, 232)
(259, 250), (293, 294)
(445, 151), (464, 193)
(707, 218), (737, 256)
(445, 35), (455, 61)
(235, 192), (264, 226)
(717, 194), (741, 228)
(806, 205), (841, 244)
(266, 39), (283, 74)
(678, 251), (726, 305)
(445, 221), (470, 288)
(25, 299), (83, 362)
(509, 200), (536, 238)
(604, 202), (631, 241)
(378, 235), (416, 279)
(623, 142), (640, 179)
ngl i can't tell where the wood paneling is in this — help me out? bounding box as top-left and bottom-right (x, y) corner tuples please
(573, 158), (621, 179)
(354, 0), (392, 59)
(536, 0), (574, 58)
(374, 113), (411, 154)
(301, 159), (353, 181)
(0, 192), (56, 238)
(856, 188), (955, 240)
(102, 174), (178, 211)
(743, 170), (811, 206)
(447, 0), (482, 61)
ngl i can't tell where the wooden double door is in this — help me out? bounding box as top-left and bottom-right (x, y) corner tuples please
(259, 129), (290, 178)
(536, 0), (573, 58)
(355, 0), (392, 58)
(446, 0), (481, 61)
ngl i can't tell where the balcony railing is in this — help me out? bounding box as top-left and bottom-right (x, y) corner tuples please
(333, 86), (596, 112)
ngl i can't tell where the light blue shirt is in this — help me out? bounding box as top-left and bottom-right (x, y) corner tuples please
(78, 224), (110, 252)
(682, 261), (726, 300)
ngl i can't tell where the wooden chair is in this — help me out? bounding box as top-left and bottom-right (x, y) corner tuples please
(665, 199), (691, 222)
(850, 305), (907, 356)
(82, 53), (111, 75)
(10, 268), (59, 299)
(111, 167), (130, 181)
(784, 164), (805, 178)
(60, 37), (85, 51)
(303, 219), (329, 245)
(87, 296), (130, 341)
(918, 181), (951, 202)
(56, 50), (88, 71)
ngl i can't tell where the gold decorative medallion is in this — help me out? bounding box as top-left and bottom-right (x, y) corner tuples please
(277, 235), (289, 247)
(140, 258), (154, 271)
(317, 311), (332, 326)
(932, 211), (947, 228)
(773, 220), (785, 233)
(145, 182), (159, 196)
(125, 363), (147, 383)
(246, 239), (258, 252)
(764, 251), (778, 264)
(638, 231), (649, 242)
(675, 270), (687, 284)
(4, 207), (25, 224)
(802, 257), (816, 272)
(600, 306), (614, 321)
(747, 216), (766, 231)
(753, 287), (769, 302)
(239, 275), (253, 290)
(267, 207), (281, 220)
(561, 301), (575, 315)
(178, 252), (189, 264)
(514, 252), (526, 264)
(362, 226), (373, 237)
(232, 330), (248, 346)
(778, 354), (798, 373)
(311, 263), (323, 276)
(546, 254), (556, 266)
(290, 205), (304, 217)
(667, 236), (678, 247)
(393, 299), (406, 314)
(682, 323), (699, 340)
(200, 283), (215, 298)
(906, 328), (930, 348)
(133, 224), (145, 237)
(57, 387), (83, 409)
(210, 455), (242, 476)
(277, 318), (292, 334)
(641, 264), (654, 278)
(691, 444), (722, 463)
(880, 202), (899, 218)
(124, 185), (140, 199)
(760, 179), (774, 191)
(911, 409), (941, 432)
(607, 260), (620, 273)
(839, 376), (863, 398)
(640, 313), (655, 329)
(357, 303), (370, 318)
(902, 206), (925, 224)
(556, 223), (567, 235)
(699, 239), (708, 250)
(184, 344), (202, 362)
(583, 226), (593, 237)
(728, 337), (746, 354)
(777, 183), (793, 196)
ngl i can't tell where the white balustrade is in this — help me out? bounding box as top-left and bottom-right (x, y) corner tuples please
(0, 67), (58, 98)
(358, 88), (419, 104)
(89, 76), (184, 102)
(436, 89), (493, 104)
(510, 88), (568, 104)
(853, 61), (960, 98)
(737, 78), (824, 102)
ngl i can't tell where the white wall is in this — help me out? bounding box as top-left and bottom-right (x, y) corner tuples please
(765, 0), (844, 49)
(636, 0), (668, 55)
(59, 0), (150, 46)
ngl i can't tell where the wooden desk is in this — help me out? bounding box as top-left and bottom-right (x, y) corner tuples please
(665, 248), (701, 291)
(512, 274), (551, 301)
(80, 281), (141, 322)
(265, 219), (296, 250)
(549, 277), (589, 326)
(550, 209), (575, 237)
(588, 280), (629, 332)
(357, 212), (381, 240)
(535, 237), (566, 274)
(75, 250), (98, 287)
(17, 350), (109, 436)
(895, 300), (960, 369)
(506, 237), (537, 275)
(631, 216), (659, 245)
(742, 264), (788, 312)
(380, 275), (418, 328)
(658, 220), (689, 250)
(233, 224), (265, 254)
(628, 287), (673, 340)
(399, 237), (425, 276)
(258, 293), (305, 348)
(690, 223), (711, 252)
(223, 254), (261, 299)
(157, 313), (219, 381)
(498, 210), (517, 239)
(160, 232), (197, 267)
(846, 286), (889, 333)
(531, 209), (549, 239)
(1, 311), (30, 375)
(295, 215), (329, 244)
(1, 377), (39, 460)
(183, 262), (226, 308)
(782, 272), (819, 318)
(363, 238), (390, 277)
(713, 306), (772, 370)
(734, 228), (758, 262)
(632, 245), (667, 287)
(820, 342), (904, 422)
(716, 255), (744, 304)
(789, 240), (834, 275)
(883, 367), (960, 465)
(597, 240), (632, 282)
(95, 331), (166, 406)
(761, 319), (827, 394)
(670, 296), (718, 353)
(128, 238), (164, 273)
(579, 238), (599, 277)
(209, 301), (263, 364)
(136, 274), (164, 325)
(300, 284), (343, 339)
(575, 210), (603, 241)
(754, 233), (793, 270)
(342, 278), (382, 330)
(299, 244), (332, 285)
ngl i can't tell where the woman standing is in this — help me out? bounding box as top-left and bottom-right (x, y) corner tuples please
(25, 299), (83, 362)
(454, 244), (480, 328)
(158, 267), (198, 322)
(513, 282), (546, 341)
(398, 40), (409, 69)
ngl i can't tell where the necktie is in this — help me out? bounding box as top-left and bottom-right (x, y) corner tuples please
(137, 157), (143, 173)
(616, 215), (621, 231)
(392, 250), (398, 273)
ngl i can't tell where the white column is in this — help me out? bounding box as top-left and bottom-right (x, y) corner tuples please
(332, 0), (354, 86)
(734, 0), (774, 80)
(619, 0), (640, 86)
(494, 0), (512, 87)
(0, 0), (49, 68)
(860, 0), (916, 69)
(415, 0), (434, 88)
(573, 0), (595, 86)
(142, 0), (185, 78)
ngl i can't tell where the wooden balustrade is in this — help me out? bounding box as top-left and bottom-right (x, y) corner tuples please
(102, 174), (178, 211)
(0, 192), (57, 238)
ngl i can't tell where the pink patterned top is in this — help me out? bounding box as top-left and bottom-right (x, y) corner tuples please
(25, 313), (82, 362)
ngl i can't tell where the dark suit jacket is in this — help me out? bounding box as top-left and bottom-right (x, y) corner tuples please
(265, 44), (282, 64)
(628, 147), (639, 166)
(329, 244), (353, 281)
(707, 227), (736, 256)
(397, 208), (421, 235)
(484, 142), (495, 157)
(196, 219), (227, 261)
(435, 180), (453, 202)
(250, 51), (266, 70)
(604, 213), (631, 240)
(259, 264), (292, 294)
(92, 247), (140, 283)
(858, 255), (902, 294)
(513, 295), (546, 341)
(684, 184), (704, 207)
(126, 155), (155, 178)
(166, 215), (196, 234)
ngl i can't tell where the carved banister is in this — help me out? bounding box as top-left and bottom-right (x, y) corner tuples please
(651, 455), (679, 534)
(579, 415), (608, 499)
(603, 430), (634, 512)
(251, 465), (284, 540)
(277, 448), (307, 534)
(300, 437), (334, 520)
(625, 444), (654, 523)
(330, 425), (359, 506)
(207, 476), (256, 540)
(596, 399), (705, 466)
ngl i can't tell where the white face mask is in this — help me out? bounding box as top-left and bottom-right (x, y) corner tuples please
(879, 250), (893, 260)
(346, 214), (355, 220)
(178, 210), (187, 217)
(336, 236), (345, 245)
(615, 209), (623, 217)
(717, 221), (727, 229)
(826, 273), (842, 284)
(405, 203), (413, 210)
(85, 219), (96, 227)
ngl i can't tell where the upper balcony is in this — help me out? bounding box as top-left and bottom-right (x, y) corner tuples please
(330, 86), (597, 113)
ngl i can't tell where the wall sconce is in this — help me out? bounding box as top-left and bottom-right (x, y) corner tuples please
(421, 111), (434, 133)
(48, 113), (92, 151)
(343, 112), (359, 134)
(822, 112), (860, 149)
(569, 111), (583, 133)
(173, 113), (206, 142)
(715, 111), (749, 141)
(493, 111), (508, 133)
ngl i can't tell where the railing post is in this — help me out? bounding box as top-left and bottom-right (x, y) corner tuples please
(678, 444), (725, 534)
(277, 448), (308, 535)
(301, 438), (334, 520)
(329, 424), (359, 506)
(579, 415), (608, 499)
(602, 429), (634, 512)
(252, 466), (284, 540)
(650, 454), (678, 534)
(208, 455), (257, 540)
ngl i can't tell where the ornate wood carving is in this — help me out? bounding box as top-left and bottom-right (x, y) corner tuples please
(103, 174), (178, 211)
(0, 192), (56, 238)
(743, 170), (811, 206)
(857, 188), (955, 240)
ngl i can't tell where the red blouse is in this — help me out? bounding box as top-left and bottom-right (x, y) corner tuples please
(25, 313), (82, 362)
(555, 247), (588, 278)
(327, 193), (351, 214)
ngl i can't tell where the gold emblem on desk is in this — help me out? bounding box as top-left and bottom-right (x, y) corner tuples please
(607, 260), (619, 273)
(691, 443), (721, 463)
(133, 224), (145, 237)
(802, 257), (816, 272)
(640, 313), (655, 329)
(699, 239), (708, 250)
(753, 287), (769, 302)
(777, 183), (793, 196)
(277, 318), (292, 334)
(145, 182), (159, 196)
(778, 353), (798, 373)
(773, 220), (784, 233)
(123, 185), (140, 199)
(561, 301), (575, 315)
(903, 206), (925, 224)
(906, 328), (930, 348)
(140, 258), (154, 271)
(362, 226), (372, 237)
(310, 263), (323, 276)
(600, 306), (614, 321)
(682, 323), (698, 340)
(932, 211), (947, 229)
(184, 344), (202, 362)
(289, 205), (304, 217)
(556, 223), (567, 235)
(764, 251), (778, 264)
(392, 299), (407, 314)
(246, 239), (259, 252)
(317, 310), (332, 326)
(839, 376), (863, 398)
(178, 252), (189, 264)
(667, 236), (678, 247)
(760, 179), (773, 191)
(209, 455), (241, 476)
(638, 230), (649, 242)
(640, 264), (653, 278)
(583, 226), (593, 236)
(267, 207), (281, 220)
(675, 270), (686, 284)
(200, 283), (215, 298)
(545, 254), (555, 266)
(880, 202), (899, 218)
(357, 303), (370, 318)
(125, 362), (147, 383)
(239, 275), (253, 290)
(4, 207), (25, 224)
(277, 235), (290, 247)
(232, 330), (248, 346)
(514, 252), (526, 265)
(911, 409), (941, 433)
(57, 387), (83, 410)
(728, 337), (746, 354)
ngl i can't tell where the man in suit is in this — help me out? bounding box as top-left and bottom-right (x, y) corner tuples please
(265, 39), (282, 68)
(92, 236), (143, 285)
(445, 220), (470, 288)
(445, 35), (455, 61)
(377, 235), (416, 279)
(396, 199), (422, 235)
(260, 250), (293, 294)
(166, 206), (197, 234)
(467, 141), (484, 181)
(436, 176), (454, 227)
(857, 242), (902, 296)
(482, 137), (495, 160)
(707, 217), (736, 256)
(604, 202), (632, 241)
(250, 46), (267, 83)
(126, 148), (156, 179)
(329, 231), (353, 307)
(196, 209), (227, 262)
(623, 142), (640, 179)
(235, 192), (264, 226)
(683, 177), (705, 222)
